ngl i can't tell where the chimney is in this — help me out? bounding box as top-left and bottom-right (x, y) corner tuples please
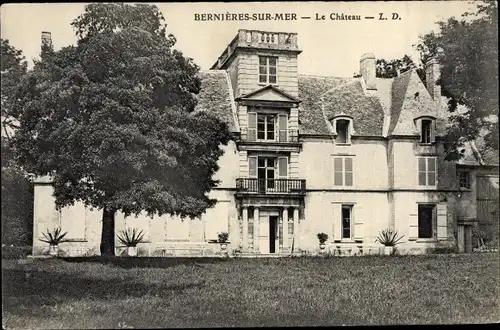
(360, 53), (376, 90)
(41, 31), (52, 48)
(425, 57), (441, 100)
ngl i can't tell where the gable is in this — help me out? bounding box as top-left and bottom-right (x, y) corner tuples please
(245, 88), (296, 102)
(236, 85), (300, 104)
(388, 70), (441, 136)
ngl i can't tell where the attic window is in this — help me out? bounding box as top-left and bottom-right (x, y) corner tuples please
(420, 119), (435, 144)
(414, 92), (420, 101)
(333, 118), (352, 144)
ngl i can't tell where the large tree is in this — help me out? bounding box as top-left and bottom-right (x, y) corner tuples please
(375, 55), (424, 79)
(1, 39), (27, 139)
(416, 0), (498, 157)
(11, 3), (230, 256)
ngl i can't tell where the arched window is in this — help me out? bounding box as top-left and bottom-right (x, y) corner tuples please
(332, 116), (353, 144)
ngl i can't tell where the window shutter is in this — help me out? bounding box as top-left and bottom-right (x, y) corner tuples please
(333, 157), (343, 186)
(248, 112), (257, 141)
(278, 157), (288, 192)
(437, 203), (448, 240)
(430, 120), (436, 143)
(345, 157), (353, 186)
(409, 204), (419, 240)
(278, 114), (288, 142)
(249, 156), (257, 178)
(278, 157), (288, 178)
(418, 119), (423, 142)
(418, 157), (426, 186)
(333, 204), (341, 241)
(353, 205), (364, 241)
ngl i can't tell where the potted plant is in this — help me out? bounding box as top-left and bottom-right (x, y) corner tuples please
(375, 229), (405, 255)
(317, 232), (328, 253)
(218, 232), (229, 256)
(39, 227), (68, 257)
(117, 228), (145, 257)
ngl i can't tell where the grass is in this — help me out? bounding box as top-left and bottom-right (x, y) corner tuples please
(2, 254), (499, 328)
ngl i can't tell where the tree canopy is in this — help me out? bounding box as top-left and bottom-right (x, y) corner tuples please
(11, 3), (230, 255)
(376, 55), (421, 79)
(416, 0), (498, 155)
(1, 39), (27, 139)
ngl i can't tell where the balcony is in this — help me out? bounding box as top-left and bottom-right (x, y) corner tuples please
(237, 128), (301, 152)
(236, 178), (306, 195)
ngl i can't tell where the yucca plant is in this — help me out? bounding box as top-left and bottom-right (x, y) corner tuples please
(39, 227), (68, 246)
(375, 229), (405, 247)
(117, 228), (145, 247)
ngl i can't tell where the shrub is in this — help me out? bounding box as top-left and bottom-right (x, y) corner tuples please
(217, 232), (229, 243)
(39, 227), (68, 246)
(117, 228), (145, 247)
(317, 232), (328, 244)
(375, 229), (404, 247)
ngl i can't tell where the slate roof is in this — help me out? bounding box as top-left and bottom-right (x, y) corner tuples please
(201, 69), (497, 167)
(194, 70), (239, 132)
(297, 75), (350, 135)
(386, 70), (441, 136)
(322, 79), (386, 136)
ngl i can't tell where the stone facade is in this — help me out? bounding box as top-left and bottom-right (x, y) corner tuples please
(32, 29), (499, 257)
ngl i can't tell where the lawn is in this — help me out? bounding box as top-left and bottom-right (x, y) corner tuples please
(2, 254), (499, 328)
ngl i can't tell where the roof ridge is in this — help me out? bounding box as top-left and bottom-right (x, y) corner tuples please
(320, 79), (359, 97)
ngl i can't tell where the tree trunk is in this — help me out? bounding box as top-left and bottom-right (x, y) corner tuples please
(100, 207), (116, 256)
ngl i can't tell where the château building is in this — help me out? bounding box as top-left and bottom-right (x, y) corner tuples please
(32, 30), (499, 256)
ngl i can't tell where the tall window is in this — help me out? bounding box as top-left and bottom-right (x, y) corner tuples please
(418, 157), (437, 186)
(420, 119), (435, 144)
(258, 157), (276, 189)
(342, 205), (353, 239)
(418, 204), (435, 239)
(335, 119), (350, 144)
(334, 157), (354, 186)
(257, 114), (275, 140)
(458, 171), (471, 189)
(259, 56), (277, 84)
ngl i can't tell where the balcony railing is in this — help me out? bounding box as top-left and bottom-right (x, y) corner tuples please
(240, 128), (299, 143)
(236, 178), (306, 194)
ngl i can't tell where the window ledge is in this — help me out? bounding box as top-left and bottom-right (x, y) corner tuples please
(335, 143), (352, 146)
(333, 239), (357, 244)
(258, 83), (278, 86)
(419, 143), (436, 146)
(64, 239), (88, 243)
(416, 238), (438, 243)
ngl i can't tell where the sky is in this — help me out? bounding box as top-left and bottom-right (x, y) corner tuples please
(1, 1), (477, 77)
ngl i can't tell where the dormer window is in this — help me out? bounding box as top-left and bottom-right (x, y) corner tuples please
(332, 116), (353, 144)
(259, 56), (277, 84)
(336, 120), (349, 144)
(418, 117), (436, 144)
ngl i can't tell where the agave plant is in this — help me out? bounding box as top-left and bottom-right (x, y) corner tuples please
(317, 232), (329, 244)
(117, 228), (145, 247)
(375, 229), (405, 247)
(39, 227), (68, 246)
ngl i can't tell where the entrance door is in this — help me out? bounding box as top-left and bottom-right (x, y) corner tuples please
(269, 216), (278, 253)
(464, 226), (473, 253)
